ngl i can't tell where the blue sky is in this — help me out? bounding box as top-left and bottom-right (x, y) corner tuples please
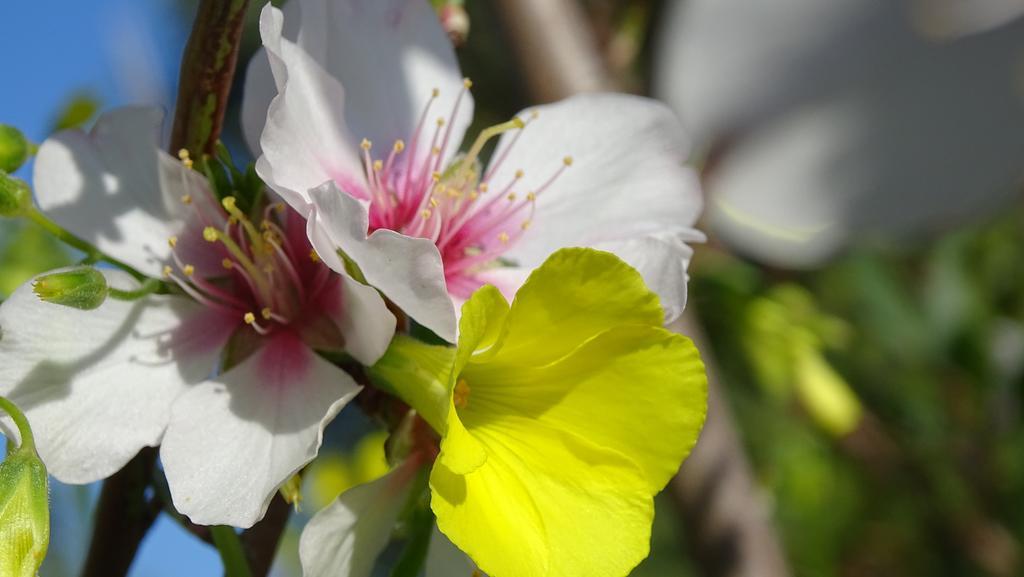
(1, 1), (227, 575)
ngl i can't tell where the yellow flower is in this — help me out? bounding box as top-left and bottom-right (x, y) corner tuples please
(371, 248), (707, 577)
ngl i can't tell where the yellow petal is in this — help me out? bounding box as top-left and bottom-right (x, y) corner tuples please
(431, 416), (653, 577)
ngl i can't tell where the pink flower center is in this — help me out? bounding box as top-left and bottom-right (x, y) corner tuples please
(164, 168), (340, 341)
(344, 79), (571, 298)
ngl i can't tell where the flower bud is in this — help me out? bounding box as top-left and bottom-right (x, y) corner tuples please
(0, 125), (30, 173)
(0, 171), (31, 218)
(32, 268), (109, 310)
(0, 397), (50, 577)
(439, 3), (470, 46)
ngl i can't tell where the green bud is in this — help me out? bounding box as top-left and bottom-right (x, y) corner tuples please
(32, 267), (109, 310)
(0, 397), (50, 577)
(0, 171), (32, 218)
(0, 125), (30, 173)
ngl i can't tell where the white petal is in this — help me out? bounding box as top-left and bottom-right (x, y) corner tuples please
(161, 332), (362, 527)
(0, 268), (225, 484)
(301, 203), (396, 365)
(593, 231), (703, 323)
(337, 275), (396, 365)
(33, 107), (209, 279)
(299, 462), (416, 577)
(491, 94), (703, 269)
(425, 526), (479, 577)
(255, 4), (365, 209)
(240, 0), (302, 156)
(309, 181), (456, 342)
(294, 0), (473, 172)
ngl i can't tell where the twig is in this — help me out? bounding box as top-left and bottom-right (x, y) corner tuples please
(79, 448), (161, 577)
(170, 0), (251, 156)
(240, 494), (292, 577)
(490, 2), (793, 576)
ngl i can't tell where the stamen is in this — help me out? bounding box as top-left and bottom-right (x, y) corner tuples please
(244, 312), (272, 335)
(453, 379), (471, 409)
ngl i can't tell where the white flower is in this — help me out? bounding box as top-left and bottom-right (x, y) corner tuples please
(655, 0), (1024, 267)
(0, 107), (395, 527)
(299, 458), (480, 577)
(243, 0), (703, 341)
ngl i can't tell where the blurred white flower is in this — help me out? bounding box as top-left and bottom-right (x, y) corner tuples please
(655, 0), (1024, 267)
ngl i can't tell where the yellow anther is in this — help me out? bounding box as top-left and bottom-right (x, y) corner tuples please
(310, 249), (321, 263)
(436, 117), (446, 127)
(468, 191), (479, 200)
(274, 203), (286, 214)
(360, 138), (372, 150)
(563, 156), (574, 167)
(203, 227), (219, 242)
(244, 312), (256, 325)
(181, 194), (192, 205)
(526, 192), (537, 201)
(182, 158), (194, 170)
(521, 220), (532, 230)
(221, 258), (234, 269)
(228, 216), (239, 225)
(478, 183), (489, 193)
(372, 159), (383, 172)
(530, 110), (539, 119)
(431, 146), (441, 156)
(261, 307), (273, 320)
(429, 197), (440, 208)
(420, 209), (432, 219)
(260, 221), (272, 231)
(177, 148), (190, 161)
(222, 196), (238, 211)
(431, 87), (440, 98)
(162, 266), (173, 278)
(453, 379), (471, 409)
(393, 139), (406, 153)
(183, 264), (195, 277)
(497, 231), (510, 244)
(507, 193), (517, 201)
(431, 172), (442, 182)
(447, 188), (461, 198)
(515, 169), (524, 179)
(463, 78), (473, 89)
(168, 236), (178, 248)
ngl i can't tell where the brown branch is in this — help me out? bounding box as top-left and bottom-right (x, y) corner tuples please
(491, 2), (793, 576)
(669, 317), (792, 577)
(240, 494), (292, 577)
(80, 448), (161, 577)
(492, 0), (612, 102)
(169, 0), (251, 156)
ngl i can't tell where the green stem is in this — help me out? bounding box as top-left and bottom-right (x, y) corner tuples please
(25, 208), (147, 281)
(211, 526), (254, 577)
(108, 279), (166, 301)
(0, 395), (34, 452)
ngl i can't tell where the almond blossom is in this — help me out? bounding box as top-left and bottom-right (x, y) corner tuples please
(0, 107), (395, 527)
(242, 0), (703, 341)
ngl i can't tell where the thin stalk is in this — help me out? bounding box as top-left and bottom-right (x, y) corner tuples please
(211, 526), (254, 577)
(25, 208), (147, 281)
